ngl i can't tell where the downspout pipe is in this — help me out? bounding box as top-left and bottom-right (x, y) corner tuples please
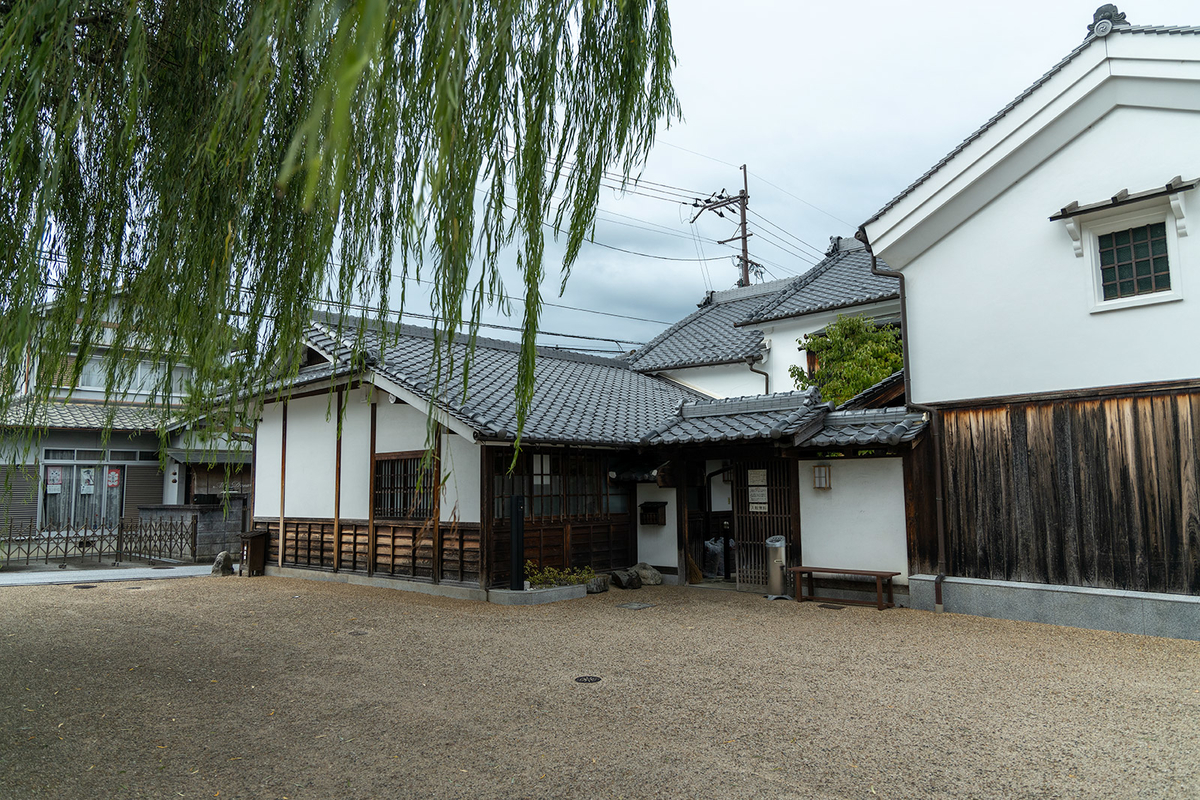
(855, 227), (948, 613)
(746, 354), (769, 394)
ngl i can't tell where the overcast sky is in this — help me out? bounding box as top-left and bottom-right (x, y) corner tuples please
(392, 0), (1197, 356)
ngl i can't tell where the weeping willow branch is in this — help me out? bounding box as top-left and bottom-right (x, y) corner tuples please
(0, 0), (679, 447)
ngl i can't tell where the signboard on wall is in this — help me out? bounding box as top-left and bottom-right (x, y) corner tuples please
(747, 469), (767, 486)
(106, 468), (121, 489)
(46, 466), (62, 495)
(748, 469), (768, 512)
(80, 468), (95, 495)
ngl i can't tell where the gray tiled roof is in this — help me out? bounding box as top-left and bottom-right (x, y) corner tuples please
(863, 23), (1200, 229)
(800, 408), (927, 449)
(627, 280), (792, 372)
(738, 246), (898, 326)
(642, 390), (829, 446)
(310, 320), (706, 446)
(2, 399), (167, 432)
(837, 370), (905, 410)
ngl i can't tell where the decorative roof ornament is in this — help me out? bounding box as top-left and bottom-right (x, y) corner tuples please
(1088, 4), (1129, 38)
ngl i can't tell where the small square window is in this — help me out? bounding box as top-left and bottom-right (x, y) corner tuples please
(1097, 222), (1170, 301)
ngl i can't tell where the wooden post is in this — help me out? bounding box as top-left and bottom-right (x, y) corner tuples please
(510, 494), (525, 591)
(367, 399), (377, 577)
(480, 447), (492, 590)
(278, 401), (287, 568)
(432, 424), (442, 584)
(333, 385), (344, 572)
(676, 459), (689, 583)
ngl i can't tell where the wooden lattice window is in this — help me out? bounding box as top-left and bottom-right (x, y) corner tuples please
(1098, 222), (1170, 300)
(492, 450), (630, 521)
(374, 453), (435, 520)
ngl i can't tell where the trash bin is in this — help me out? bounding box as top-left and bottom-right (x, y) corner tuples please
(239, 530), (268, 577)
(765, 535), (788, 600)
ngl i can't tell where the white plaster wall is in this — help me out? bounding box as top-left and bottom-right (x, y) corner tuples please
(254, 403), (283, 518)
(796, 458), (908, 582)
(658, 365), (759, 399)
(282, 394), (338, 518)
(902, 106), (1200, 403)
(635, 484), (677, 569)
(339, 388), (373, 520)
(440, 431), (480, 524)
(162, 459), (185, 505)
(375, 399), (437, 453)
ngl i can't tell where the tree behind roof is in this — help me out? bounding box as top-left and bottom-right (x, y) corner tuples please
(790, 314), (903, 406)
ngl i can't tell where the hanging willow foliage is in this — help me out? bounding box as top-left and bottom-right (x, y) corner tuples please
(0, 0), (679, 447)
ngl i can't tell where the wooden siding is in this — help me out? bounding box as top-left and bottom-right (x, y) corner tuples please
(489, 516), (633, 588)
(258, 517), (481, 586)
(902, 435), (940, 577)
(940, 392), (1200, 595)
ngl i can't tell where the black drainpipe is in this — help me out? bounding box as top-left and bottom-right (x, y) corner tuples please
(855, 226), (948, 612)
(746, 354), (769, 394)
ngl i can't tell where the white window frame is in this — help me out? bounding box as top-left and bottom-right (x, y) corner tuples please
(1068, 198), (1186, 314)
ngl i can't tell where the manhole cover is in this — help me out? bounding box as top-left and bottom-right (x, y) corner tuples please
(818, 603), (845, 610)
(151, 566), (174, 570)
(127, 586), (143, 590)
(575, 676), (602, 683)
(73, 584), (97, 589)
(348, 631), (367, 636)
(616, 602), (655, 610)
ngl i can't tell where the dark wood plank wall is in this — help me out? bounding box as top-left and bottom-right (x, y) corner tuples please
(940, 391), (1200, 595)
(902, 434), (940, 577)
(489, 517), (633, 588)
(258, 517), (482, 586)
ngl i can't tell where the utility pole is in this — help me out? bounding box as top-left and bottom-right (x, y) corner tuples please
(690, 164), (758, 286)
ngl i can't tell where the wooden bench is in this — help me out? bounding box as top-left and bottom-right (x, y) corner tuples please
(786, 566), (901, 610)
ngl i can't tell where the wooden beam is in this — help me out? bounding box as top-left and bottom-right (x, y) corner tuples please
(333, 385), (344, 573)
(278, 401), (287, 568)
(368, 399), (377, 577)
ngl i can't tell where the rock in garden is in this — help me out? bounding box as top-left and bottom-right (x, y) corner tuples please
(586, 574), (611, 594)
(611, 569), (642, 589)
(211, 551), (234, 576)
(631, 562), (663, 585)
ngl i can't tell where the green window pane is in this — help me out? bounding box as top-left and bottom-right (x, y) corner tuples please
(1101, 266), (1116, 283)
(1116, 245), (1132, 262)
(1120, 280), (1135, 295)
(1134, 242), (1149, 259)
(1136, 276), (1153, 293)
(1153, 256), (1169, 273)
(1100, 248), (1115, 266)
(1132, 227), (1148, 243)
(1114, 230), (1131, 246)
(1118, 264), (1133, 280)
(1157, 273), (1171, 291)
(1099, 233), (1113, 248)
(1135, 262), (1151, 278)
(1149, 222), (1166, 237)
(1151, 238), (1167, 256)
(1103, 283), (1119, 300)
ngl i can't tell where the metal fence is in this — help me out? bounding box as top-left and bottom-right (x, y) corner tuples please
(0, 517), (198, 567)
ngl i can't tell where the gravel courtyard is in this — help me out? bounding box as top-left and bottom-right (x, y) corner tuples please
(1, 576), (1197, 799)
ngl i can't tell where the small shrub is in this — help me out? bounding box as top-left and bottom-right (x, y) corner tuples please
(524, 560), (596, 589)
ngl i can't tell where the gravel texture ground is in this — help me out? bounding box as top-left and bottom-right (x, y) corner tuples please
(1, 576), (1197, 799)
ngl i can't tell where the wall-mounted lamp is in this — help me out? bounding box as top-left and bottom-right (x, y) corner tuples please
(813, 464), (832, 490)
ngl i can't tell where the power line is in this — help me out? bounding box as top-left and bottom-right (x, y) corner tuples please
(33, 260), (650, 347)
(746, 208), (829, 261)
(747, 170), (854, 228)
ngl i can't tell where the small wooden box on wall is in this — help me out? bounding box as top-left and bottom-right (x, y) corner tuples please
(638, 501), (668, 526)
